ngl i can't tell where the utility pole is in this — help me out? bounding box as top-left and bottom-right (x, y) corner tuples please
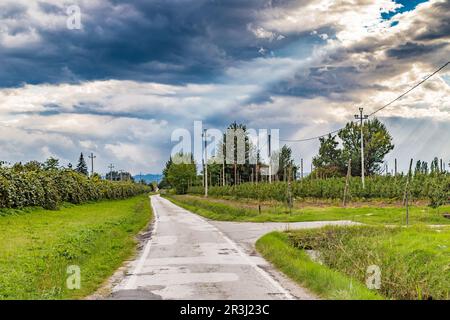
(394, 158), (397, 176)
(354, 107), (368, 189)
(119, 170), (124, 181)
(88, 153), (96, 177)
(108, 164), (114, 181)
(287, 165), (293, 213)
(203, 129), (208, 197)
(301, 158), (304, 179)
(222, 134), (226, 186)
(268, 133), (272, 184)
(343, 159), (352, 207)
(404, 159), (413, 226)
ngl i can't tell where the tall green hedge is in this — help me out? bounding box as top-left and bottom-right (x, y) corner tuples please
(188, 174), (450, 205)
(0, 167), (151, 210)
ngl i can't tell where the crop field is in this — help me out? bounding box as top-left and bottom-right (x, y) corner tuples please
(188, 174), (449, 207)
(0, 166), (151, 210)
(164, 194), (450, 225)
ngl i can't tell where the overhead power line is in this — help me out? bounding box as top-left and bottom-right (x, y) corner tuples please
(280, 61), (450, 143)
(280, 128), (342, 142)
(368, 61), (450, 117)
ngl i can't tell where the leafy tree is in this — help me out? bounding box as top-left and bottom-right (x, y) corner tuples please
(23, 161), (42, 171)
(76, 153), (88, 176)
(428, 179), (447, 208)
(226, 122), (250, 185)
(167, 153), (197, 194)
(431, 157), (439, 174)
(213, 122), (259, 185)
(44, 157), (60, 170)
(421, 161), (428, 175)
(312, 118), (394, 177)
(414, 160), (422, 176)
(276, 145), (298, 181)
(159, 157), (173, 189)
(312, 134), (344, 177)
(339, 118), (394, 176)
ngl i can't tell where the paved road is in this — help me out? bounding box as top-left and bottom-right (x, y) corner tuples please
(110, 195), (356, 300)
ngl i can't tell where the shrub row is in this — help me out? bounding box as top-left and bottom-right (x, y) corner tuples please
(188, 174), (450, 205)
(0, 168), (151, 210)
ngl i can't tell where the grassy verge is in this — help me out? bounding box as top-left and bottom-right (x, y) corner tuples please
(257, 226), (450, 300)
(164, 194), (450, 225)
(256, 232), (382, 300)
(0, 194), (152, 299)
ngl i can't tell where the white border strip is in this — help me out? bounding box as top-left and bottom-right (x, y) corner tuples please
(124, 195), (159, 290)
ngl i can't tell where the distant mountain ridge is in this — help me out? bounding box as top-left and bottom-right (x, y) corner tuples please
(133, 173), (163, 184)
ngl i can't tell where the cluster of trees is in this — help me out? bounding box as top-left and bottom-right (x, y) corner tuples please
(413, 157), (447, 176)
(161, 120), (394, 193)
(312, 119), (394, 177)
(159, 122), (298, 194)
(160, 154), (197, 194)
(3, 153), (135, 182)
(205, 126), (298, 185)
(160, 118), (448, 206)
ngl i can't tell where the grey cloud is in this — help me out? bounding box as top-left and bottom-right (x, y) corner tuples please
(0, 0), (304, 88)
(387, 41), (448, 59)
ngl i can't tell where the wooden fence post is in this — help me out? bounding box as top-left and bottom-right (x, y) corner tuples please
(343, 159), (352, 207)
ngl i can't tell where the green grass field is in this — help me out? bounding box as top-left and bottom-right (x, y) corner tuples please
(0, 194), (152, 299)
(256, 232), (382, 300)
(164, 194), (450, 225)
(258, 226), (450, 300)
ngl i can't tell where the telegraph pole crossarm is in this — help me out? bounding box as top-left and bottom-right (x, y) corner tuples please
(354, 107), (368, 189)
(108, 164), (115, 181)
(88, 153), (96, 177)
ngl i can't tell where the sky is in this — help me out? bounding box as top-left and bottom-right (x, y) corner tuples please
(0, 0), (449, 174)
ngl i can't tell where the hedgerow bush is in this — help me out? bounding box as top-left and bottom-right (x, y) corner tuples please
(0, 167), (150, 210)
(188, 174), (450, 205)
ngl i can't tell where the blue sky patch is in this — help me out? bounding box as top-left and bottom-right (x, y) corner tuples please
(443, 75), (450, 86)
(382, 0), (429, 20)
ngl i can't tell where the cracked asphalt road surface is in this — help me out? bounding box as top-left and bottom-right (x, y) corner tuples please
(110, 195), (357, 300)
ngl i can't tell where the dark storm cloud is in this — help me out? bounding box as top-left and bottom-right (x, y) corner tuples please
(268, 65), (387, 100)
(0, 0), (301, 88)
(413, 1), (450, 41)
(387, 41), (448, 59)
